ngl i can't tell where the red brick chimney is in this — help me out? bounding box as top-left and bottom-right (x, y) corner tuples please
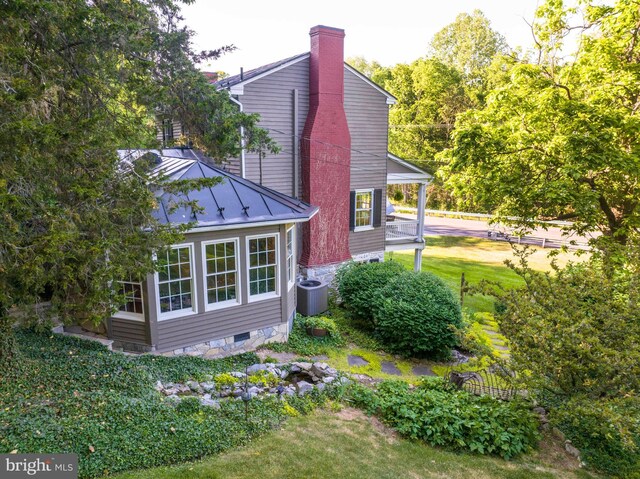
(300, 25), (351, 268)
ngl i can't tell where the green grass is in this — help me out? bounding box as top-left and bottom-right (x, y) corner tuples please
(388, 236), (586, 313)
(112, 408), (598, 479)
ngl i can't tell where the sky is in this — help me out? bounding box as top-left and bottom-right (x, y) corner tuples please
(181, 0), (542, 76)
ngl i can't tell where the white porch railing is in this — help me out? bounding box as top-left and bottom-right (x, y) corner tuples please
(386, 220), (420, 241)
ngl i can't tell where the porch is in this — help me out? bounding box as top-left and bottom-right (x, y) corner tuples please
(385, 154), (432, 271)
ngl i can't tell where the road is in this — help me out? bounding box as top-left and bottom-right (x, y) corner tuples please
(394, 213), (596, 246)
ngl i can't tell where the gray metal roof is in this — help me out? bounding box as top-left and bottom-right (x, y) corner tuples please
(119, 149), (318, 230)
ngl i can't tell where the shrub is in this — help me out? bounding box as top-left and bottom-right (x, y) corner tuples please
(552, 395), (640, 478)
(299, 315), (340, 338)
(335, 260), (405, 324)
(348, 379), (539, 459)
(374, 271), (462, 358)
(455, 311), (497, 358)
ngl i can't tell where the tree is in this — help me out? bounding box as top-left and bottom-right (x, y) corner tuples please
(441, 0), (640, 244)
(0, 0), (268, 369)
(430, 9), (509, 102)
(346, 56), (384, 79)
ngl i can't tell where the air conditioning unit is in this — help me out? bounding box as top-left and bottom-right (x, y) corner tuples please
(296, 280), (328, 316)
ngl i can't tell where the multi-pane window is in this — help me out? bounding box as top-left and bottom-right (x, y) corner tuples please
(355, 190), (374, 229)
(286, 227), (295, 287)
(116, 279), (144, 319)
(157, 245), (194, 316)
(248, 235), (278, 298)
(204, 240), (239, 308)
(162, 119), (174, 145)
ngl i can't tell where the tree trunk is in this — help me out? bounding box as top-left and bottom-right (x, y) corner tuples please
(0, 303), (18, 372)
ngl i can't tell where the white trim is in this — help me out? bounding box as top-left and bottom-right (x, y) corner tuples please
(155, 242), (198, 321)
(184, 211), (319, 234)
(218, 54), (310, 94)
(246, 233), (280, 303)
(113, 312), (145, 322)
(344, 64), (396, 104)
(201, 238), (241, 312)
(354, 189), (375, 232)
(286, 226), (296, 290)
(113, 279), (145, 322)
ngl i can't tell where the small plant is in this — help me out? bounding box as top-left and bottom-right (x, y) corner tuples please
(263, 356), (279, 364)
(454, 311), (497, 358)
(176, 396), (201, 415)
(300, 315), (339, 337)
(214, 372), (238, 388)
(248, 370), (278, 387)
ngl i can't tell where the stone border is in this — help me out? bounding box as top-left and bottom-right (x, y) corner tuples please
(159, 322), (290, 358)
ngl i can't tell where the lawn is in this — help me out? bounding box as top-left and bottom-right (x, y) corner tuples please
(112, 408), (596, 479)
(388, 236), (586, 313)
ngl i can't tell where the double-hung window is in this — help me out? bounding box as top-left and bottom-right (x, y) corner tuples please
(114, 277), (144, 321)
(286, 227), (295, 288)
(247, 234), (279, 300)
(203, 239), (240, 310)
(354, 189), (374, 230)
(157, 244), (196, 319)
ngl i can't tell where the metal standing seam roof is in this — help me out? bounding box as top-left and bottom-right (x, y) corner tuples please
(143, 151), (318, 229)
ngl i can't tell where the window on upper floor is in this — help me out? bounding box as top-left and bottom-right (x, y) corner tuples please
(350, 188), (383, 232)
(162, 119), (174, 145)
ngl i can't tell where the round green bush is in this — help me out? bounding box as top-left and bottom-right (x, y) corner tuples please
(335, 260), (405, 325)
(374, 271), (462, 358)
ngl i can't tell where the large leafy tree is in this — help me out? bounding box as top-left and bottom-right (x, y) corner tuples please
(441, 0), (640, 244)
(0, 0), (265, 368)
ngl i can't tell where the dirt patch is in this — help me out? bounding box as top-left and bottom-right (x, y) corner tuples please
(334, 407), (398, 444)
(534, 428), (583, 472)
(255, 349), (299, 363)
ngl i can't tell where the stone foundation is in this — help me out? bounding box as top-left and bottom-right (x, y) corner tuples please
(158, 322), (290, 358)
(300, 250), (385, 286)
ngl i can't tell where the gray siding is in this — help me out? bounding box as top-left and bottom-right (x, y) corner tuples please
(149, 224), (292, 352)
(232, 58), (310, 197)
(344, 69), (388, 255)
(109, 318), (148, 344)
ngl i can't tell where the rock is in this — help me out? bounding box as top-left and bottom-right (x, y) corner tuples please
(200, 398), (220, 409)
(322, 376), (335, 384)
(283, 386), (296, 397)
(162, 387), (179, 396)
(295, 380), (314, 396)
(565, 440), (581, 459)
(451, 350), (469, 364)
(339, 377), (353, 386)
(316, 383), (326, 391)
(246, 364), (269, 374)
(200, 382), (216, 392)
(248, 386), (261, 397)
(186, 380), (202, 392)
(154, 381), (164, 391)
(230, 371), (246, 378)
(291, 362), (312, 372)
(533, 406), (546, 415)
(232, 388), (243, 397)
(176, 384), (191, 393)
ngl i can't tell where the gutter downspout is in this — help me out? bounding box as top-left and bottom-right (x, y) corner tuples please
(293, 89), (299, 198)
(229, 95), (246, 178)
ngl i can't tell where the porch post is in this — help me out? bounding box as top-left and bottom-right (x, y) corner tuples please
(413, 182), (427, 271)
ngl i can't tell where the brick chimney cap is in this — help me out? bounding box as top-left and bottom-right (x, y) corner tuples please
(309, 25), (345, 37)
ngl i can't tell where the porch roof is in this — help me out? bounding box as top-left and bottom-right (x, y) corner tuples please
(387, 153), (432, 185)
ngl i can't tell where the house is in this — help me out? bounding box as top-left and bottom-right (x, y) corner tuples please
(105, 25), (430, 355)
(212, 25), (431, 280)
(108, 148), (317, 354)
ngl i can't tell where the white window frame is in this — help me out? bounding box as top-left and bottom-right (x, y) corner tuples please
(201, 238), (241, 311)
(354, 189), (375, 232)
(113, 278), (145, 322)
(286, 226), (296, 289)
(246, 233), (280, 303)
(155, 243), (197, 321)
